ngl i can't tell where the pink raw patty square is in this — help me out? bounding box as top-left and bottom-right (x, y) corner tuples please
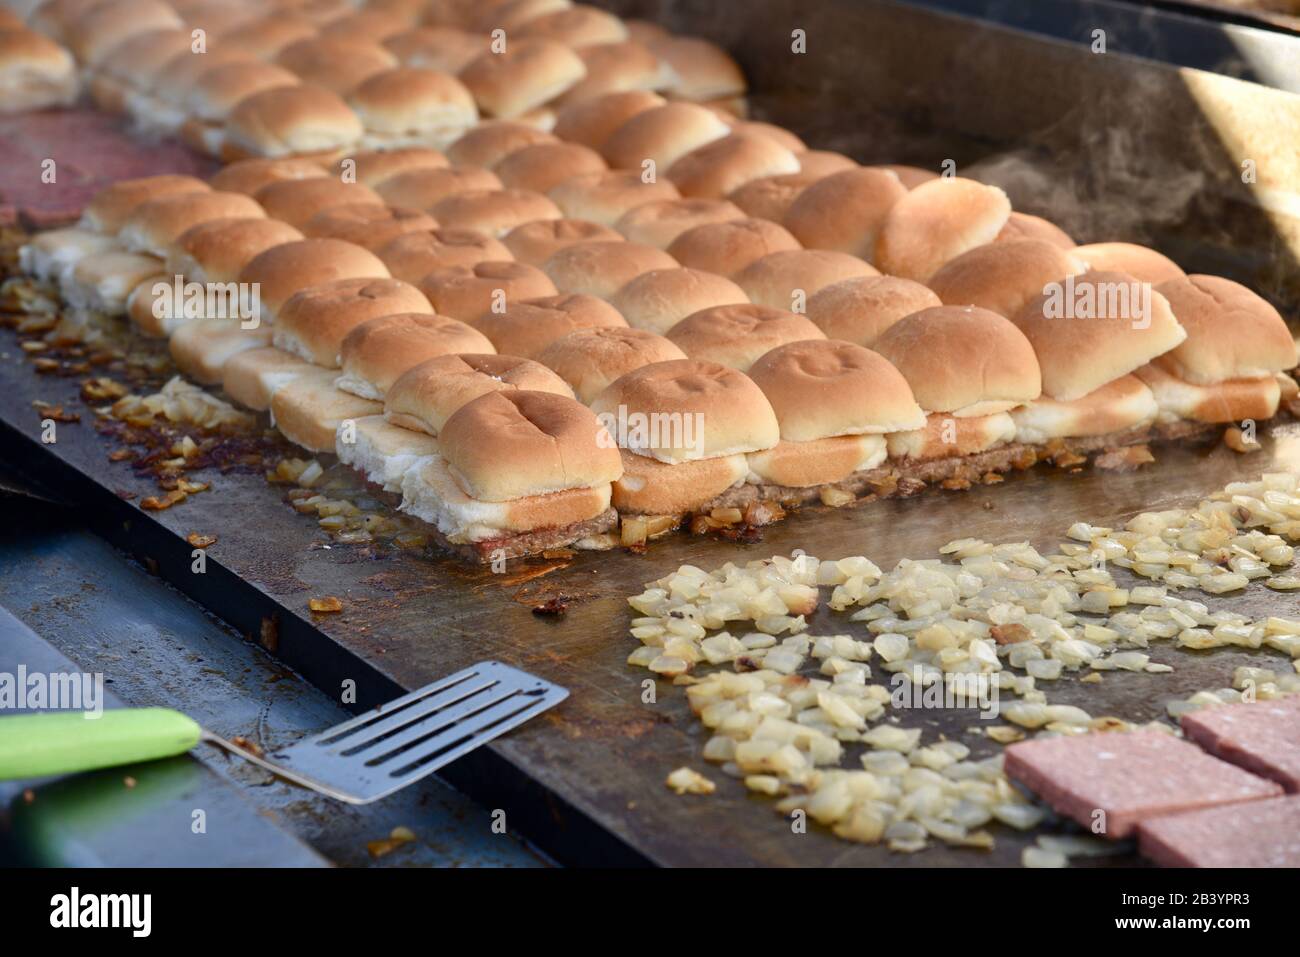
(1139, 794), (1300, 867)
(1004, 729), (1282, 838)
(1181, 696), (1300, 793)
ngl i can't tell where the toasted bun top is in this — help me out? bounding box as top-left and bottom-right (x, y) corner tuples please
(610, 267), (749, 335)
(472, 292), (627, 357)
(94, 28), (191, 86)
(82, 175), (211, 234)
(666, 303), (825, 372)
(444, 120), (557, 168)
(928, 240), (1088, 320)
(217, 13), (319, 60)
(666, 217), (800, 277)
(303, 203), (438, 250)
(648, 36), (744, 100)
(186, 62), (302, 121)
(208, 157), (328, 196)
(747, 339), (927, 440)
(874, 177), (1012, 282)
(431, 188), (563, 237)
(469, 0), (570, 32)
(515, 6), (629, 47)
(667, 133), (802, 200)
(1073, 242), (1185, 284)
(237, 239), (390, 315)
(69, 0), (182, 65)
(417, 260), (558, 320)
(373, 166), (502, 209)
(1011, 270), (1188, 401)
(459, 37), (586, 119)
(736, 249), (878, 310)
(872, 305), (1042, 413)
(226, 85), (364, 158)
(543, 240), (677, 298)
(503, 218), (622, 266)
(275, 277), (433, 365)
(727, 172), (821, 222)
(335, 146), (449, 186)
(591, 358), (779, 462)
(168, 217), (304, 284)
(120, 191), (266, 257)
(439, 389), (623, 501)
(553, 89), (666, 150)
(385, 352), (574, 435)
(254, 178), (382, 230)
(274, 36), (398, 95)
(804, 275), (942, 347)
(494, 141), (608, 195)
(601, 101), (731, 172)
(383, 26), (485, 75)
(796, 150), (858, 178)
(2, 20), (73, 72)
(1155, 274), (1298, 384)
(547, 168), (680, 225)
(875, 164), (939, 190)
(556, 39), (666, 105)
(782, 167), (907, 259)
(348, 66), (478, 133)
(996, 211), (1075, 250)
(377, 228), (512, 282)
(153, 48), (259, 106)
(614, 197), (744, 249)
(340, 312), (495, 395)
(535, 326), (686, 404)
(318, 8), (409, 42)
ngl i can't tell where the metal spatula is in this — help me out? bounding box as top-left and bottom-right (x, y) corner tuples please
(0, 661), (566, 804)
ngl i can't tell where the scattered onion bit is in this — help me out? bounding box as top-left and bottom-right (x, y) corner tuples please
(666, 767), (716, 795)
(367, 826), (416, 859)
(187, 532), (217, 548)
(141, 489), (186, 510)
(309, 596), (344, 613)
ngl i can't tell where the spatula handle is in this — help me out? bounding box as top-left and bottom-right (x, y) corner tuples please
(0, 708), (201, 780)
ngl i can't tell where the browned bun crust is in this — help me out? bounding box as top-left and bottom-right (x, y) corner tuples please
(610, 267), (748, 335)
(547, 169), (680, 226)
(334, 146), (449, 187)
(271, 370), (383, 453)
(515, 5), (629, 46)
(274, 277), (432, 366)
(747, 434), (886, 488)
(237, 239), (391, 318)
(120, 191), (267, 258)
(416, 260), (557, 321)
(459, 37), (586, 119)
(666, 217), (800, 277)
(274, 36), (398, 95)
(996, 211), (1075, 249)
(1074, 242), (1185, 284)
(431, 188), (563, 237)
(611, 448), (746, 515)
(928, 240), (1088, 321)
(302, 203), (438, 251)
(82, 175), (211, 234)
(225, 85), (364, 160)
(804, 275), (942, 347)
(796, 151), (857, 177)
(535, 326), (686, 404)
(254, 178), (383, 229)
(874, 177), (1012, 282)
(665, 303), (825, 372)
(376, 228), (512, 282)
(169, 217), (305, 285)
(1135, 362), (1281, 424)
(601, 100), (731, 171)
(874, 164), (939, 190)
(542, 240), (677, 299)
(502, 218), (622, 266)
(667, 133), (802, 199)
(472, 293), (627, 358)
(782, 167), (907, 260)
(445, 120), (557, 169)
(735, 248), (878, 310)
(726, 173), (820, 222)
(614, 197), (744, 249)
(494, 141), (608, 194)
(208, 157), (329, 196)
(338, 312), (495, 397)
(553, 89), (666, 150)
(373, 165), (503, 209)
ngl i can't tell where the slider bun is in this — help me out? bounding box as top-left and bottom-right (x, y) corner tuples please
(591, 358), (779, 463)
(169, 318), (272, 385)
(151, 48), (258, 111)
(29, 0), (98, 42)
(547, 169), (679, 225)
(886, 411), (1017, 461)
(469, 0), (571, 32)
(666, 217), (800, 277)
(255, 177), (383, 229)
(736, 249), (878, 310)
(874, 177), (1012, 282)
(271, 369), (384, 453)
(445, 120), (557, 168)
(747, 434), (887, 489)
(747, 339), (926, 440)
(91, 26), (191, 94)
(303, 203), (438, 250)
(556, 40), (668, 105)
(218, 13), (319, 60)
(417, 260), (557, 320)
(1011, 374), (1157, 444)
(68, 0), (182, 65)
(1135, 361), (1281, 424)
(503, 218), (622, 266)
(872, 305), (1041, 414)
(804, 275), (942, 347)
(273, 277), (433, 366)
(63, 251), (164, 314)
(997, 211), (1074, 249)
(666, 303), (825, 372)
(318, 8), (409, 42)
(543, 240), (677, 298)
(0, 26), (76, 113)
(554, 89), (665, 148)
(120, 191), (267, 259)
(611, 449), (747, 515)
(221, 346), (317, 412)
(275, 36), (398, 95)
(648, 36), (744, 101)
(472, 292), (626, 358)
(601, 101), (731, 172)
(185, 62), (301, 123)
(385, 353), (573, 435)
(797, 151), (857, 177)
(383, 26), (485, 75)
(374, 166), (502, 209)
(536, 326), (686, 403)
(783, 167), (907, 260)
(610, 267), (748, 335)
(1154, 274), (1298, 384)
(875, 164), (939, 190)
(81, 175), (211, 234)
(168, 217), (305, 285)
(335, 146), (449, 186)
(338, 312), (495, 399)
(226, 85), (365, 160)
(928, 239), (1088, 321)
(623, 19), (670, 45)
(377, 228), (512, 282)
(495, 141), (608, 194)
(727, 172), (821, 222)
(348, 66), (478, 141)
(1012, 270), (1187, 401)
(237, 239), (391, 319)
(515, 5), (629, 47)
(1073, 242), (1184, 284)
(459, 38), (586, 119)
(667, 133), (801, 199)
(728, 121), (805, 154)
(208, 157), (328, 196)
(431, 188), (562, 237)
(614, 197), (743, 249)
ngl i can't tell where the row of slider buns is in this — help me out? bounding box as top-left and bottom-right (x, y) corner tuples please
(16, 0), (746, 161)
(16, 155), (1298, 556)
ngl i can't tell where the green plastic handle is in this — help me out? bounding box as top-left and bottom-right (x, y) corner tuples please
(0, 708), (202, 781)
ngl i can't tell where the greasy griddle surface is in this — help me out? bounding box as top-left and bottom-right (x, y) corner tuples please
(5, 336), (1300, 867)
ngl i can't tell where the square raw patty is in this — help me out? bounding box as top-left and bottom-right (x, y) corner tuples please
(1181, 696), (1300, 793)
(1138, 794), (1300, 867)
(1004, 729), (1283, 838)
